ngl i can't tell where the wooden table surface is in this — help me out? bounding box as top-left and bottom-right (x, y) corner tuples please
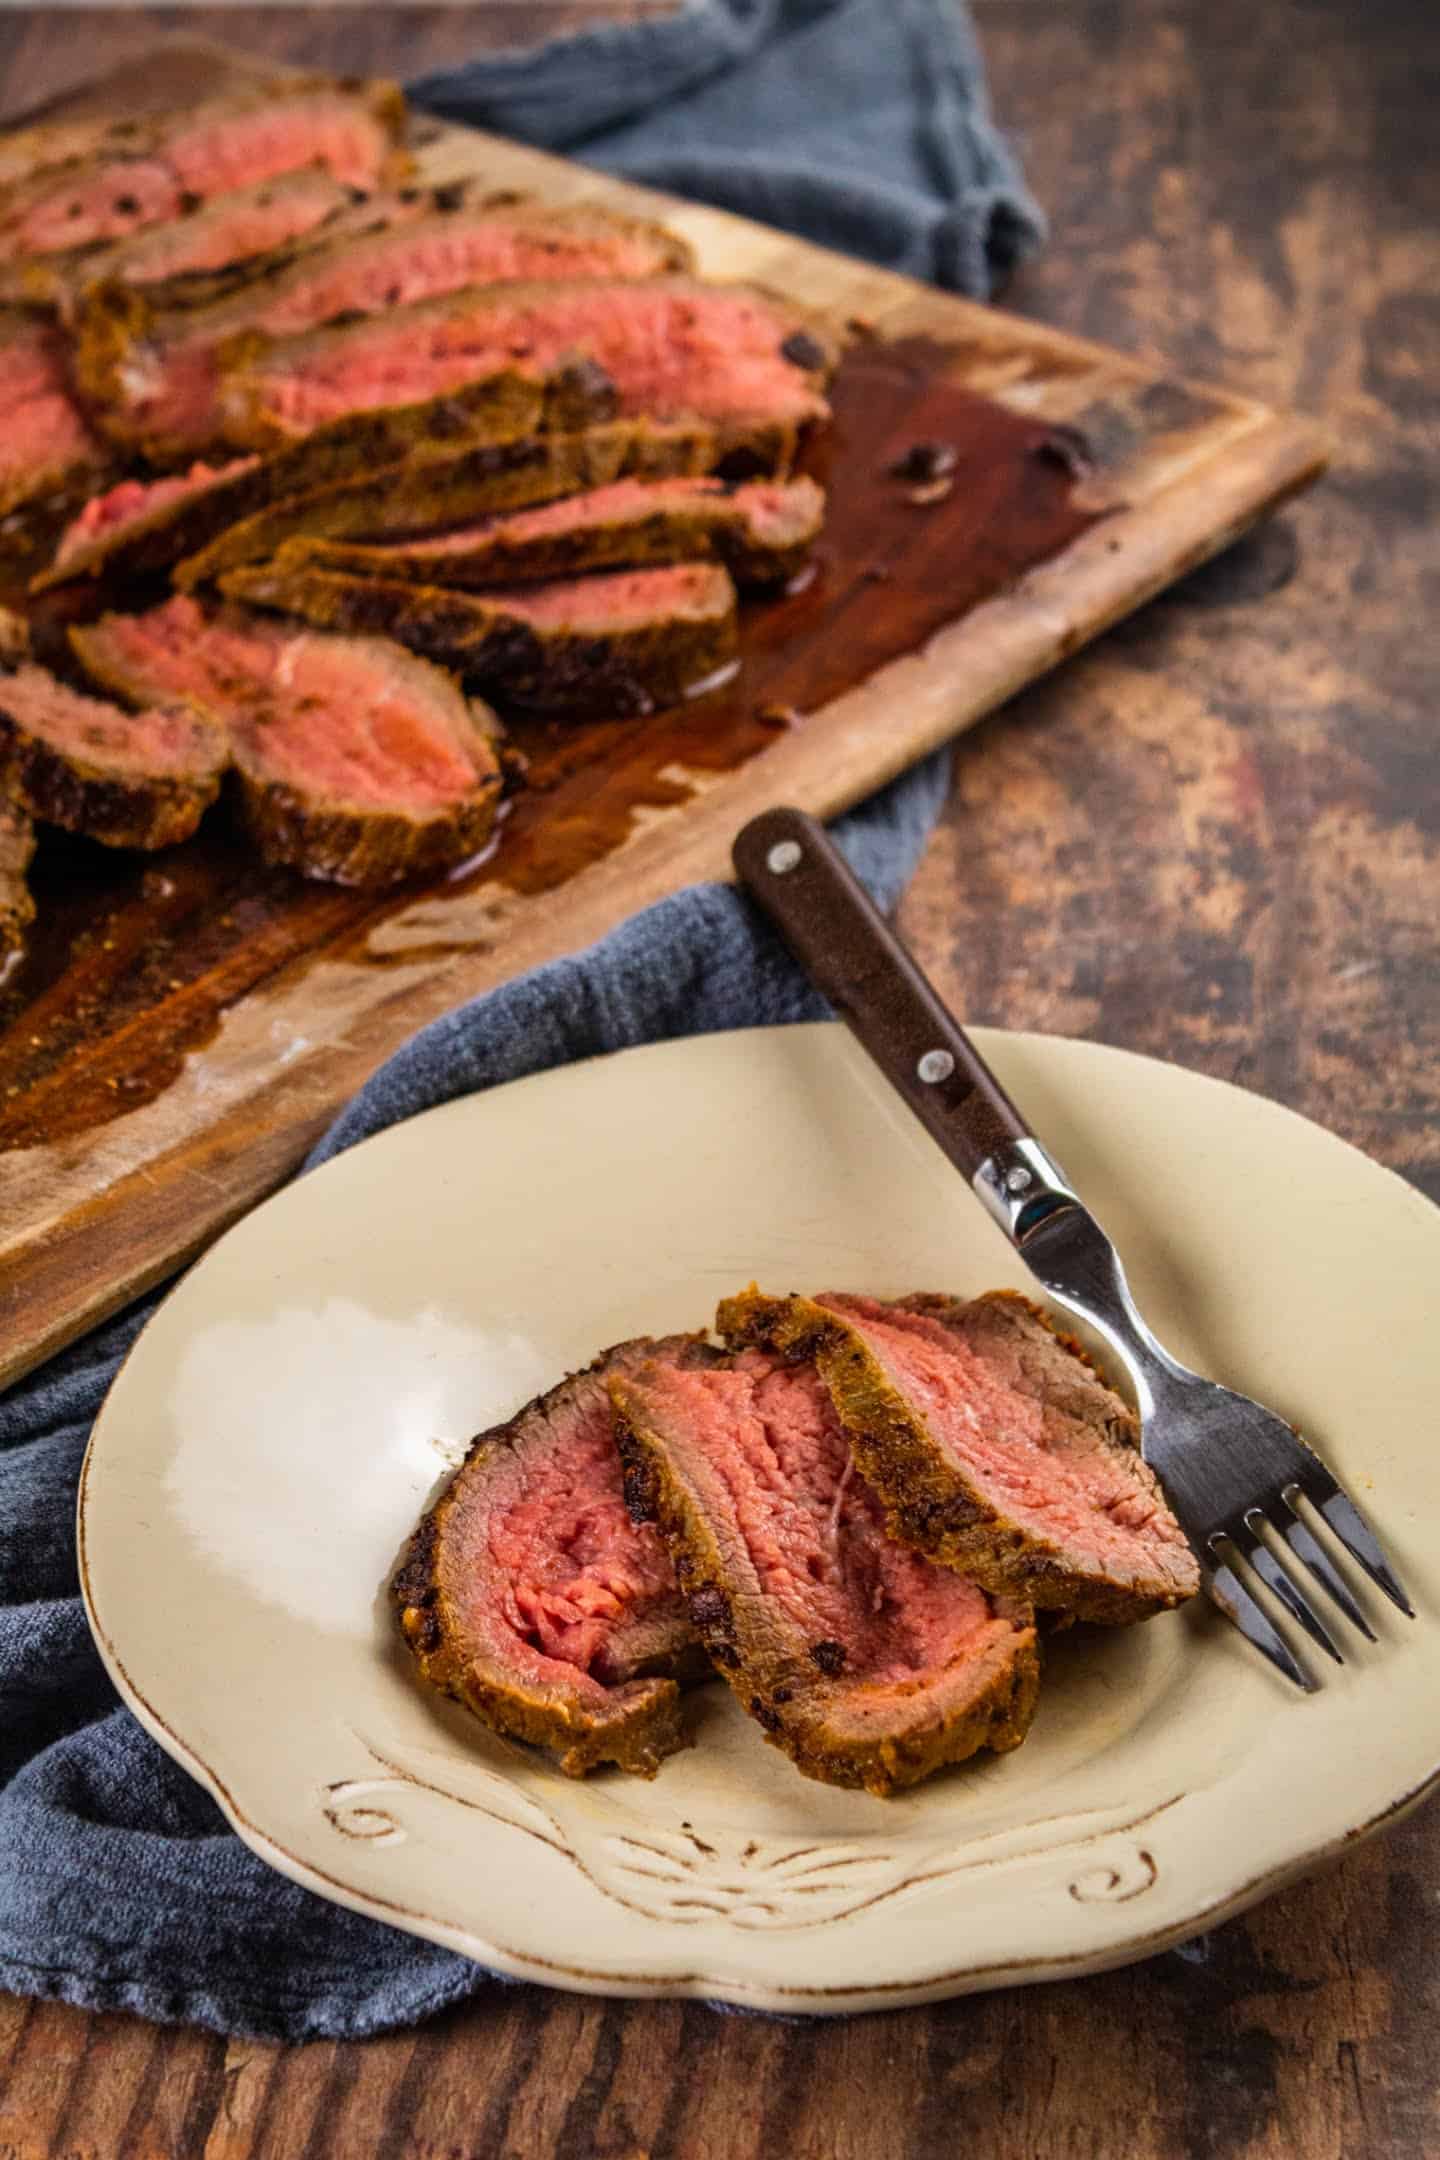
(1, 3), (1436, 2154)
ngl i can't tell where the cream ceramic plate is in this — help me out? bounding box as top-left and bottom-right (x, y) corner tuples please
(81, 1025), (1440, 2011)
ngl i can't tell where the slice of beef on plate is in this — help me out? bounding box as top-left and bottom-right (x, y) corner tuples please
(719, 1289), (1201, 1625)
(393, 1337), (714, 1779)
(609, 1341), (1039, 1797)
(69, 594), (504, 887)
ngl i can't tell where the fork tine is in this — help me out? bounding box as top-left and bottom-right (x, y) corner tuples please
(1241, 1511), (1343, 1664)
(1206, 1553), (1317, 1692)
(1290, 1473), (1415, 1617)
(1277, 1497), (1377, 1641)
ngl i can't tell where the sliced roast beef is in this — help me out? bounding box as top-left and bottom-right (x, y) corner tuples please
(71, 595), (504, 886)
(393, 1337), (714, 1778)
(0, 309), (111, 515)
(2, 170), (375, 309)
(38, 365), (615, 592)
(0, 662), (227, 849)
(0, 77), (407, 263)
(0, 110), (154, 193)
(719, 1290), (1200, 1625)
(216, 277), (838, 471)
(297, 473), (827, 589)
(40, 456), (261, 586)
(173, 419), (715, 589)
(74, 199), (690, 461)
(609, 1344), (1039, 1795)
(0, 796), (35, 954)
(221, 555), (739, 715)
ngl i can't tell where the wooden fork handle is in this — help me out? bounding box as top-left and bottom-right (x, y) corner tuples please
(732, 806), (1031, 1188)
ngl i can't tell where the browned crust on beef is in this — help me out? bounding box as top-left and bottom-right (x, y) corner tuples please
(0, 687), (226, 849)
(392, 1335), (717, 1778)
(119, 193), (692, 330)
(69, 199), (684, 461)
(219, 555), (740, 715)
(71, 266), (612, 467)
(169, 420), (714, 591)
(718, 1289), (1198, 1625)
(0, 796), (35, 954)
(213, 275), (838, 472)
(0, 77), (410, 226)
(0, 309), (112, 517)
(609, 1367), (1039, 1797)
(0, 606), (29, 664)
(232, 750), (502, 887)
(0, 169), (381, 314)
(298, 474), (826, 589)
(69, 610), (506, 887)
(38, 369), (620, 595)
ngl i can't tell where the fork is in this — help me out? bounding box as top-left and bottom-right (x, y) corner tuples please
(733, 805), (1415, 1689)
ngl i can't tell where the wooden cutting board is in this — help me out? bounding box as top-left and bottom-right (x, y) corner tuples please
(0, 41), (1326, 1389)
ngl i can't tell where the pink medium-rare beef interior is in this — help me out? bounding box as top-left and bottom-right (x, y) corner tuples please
(227, 654), (489, 812)
(437, 1365), (688, 1707)
(4, 322), (106, 495)
(1, 158), (181, 259)
(54, 459), (258, 566)
(100, 202), (675, 452)
(0, 114), (127, 191)
(479, 562), (727, 630)
(159, 91), (394, 197)
(0, 89), (395, 260)
(818, 1293), (1192, 1582)
(386, 476), (809, 560)
(76, 596), (491, 811)
(741, 478), (822, 541)
(108, 337), (231, 452)
(233, 209), (684, 343)
(648, 1347), (1000, 1684)
(397, 475), (731, 558)
(101, 171), (366, 289)
(0, 665), (224, 778)
(236, 281), (827, 438)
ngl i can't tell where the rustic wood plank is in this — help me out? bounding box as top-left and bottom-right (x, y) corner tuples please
(0, 2), (1436, 2157)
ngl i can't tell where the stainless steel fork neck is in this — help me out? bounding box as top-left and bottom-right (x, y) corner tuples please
(973, 1137), (1186, 1427)
(973, 1136), (1083, 1244)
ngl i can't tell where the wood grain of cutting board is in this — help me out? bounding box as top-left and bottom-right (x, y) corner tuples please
(0, 40), (1327, 1388)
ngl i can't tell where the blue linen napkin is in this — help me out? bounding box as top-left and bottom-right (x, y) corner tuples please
(0, 0), (1036, 2039)
(411, 0), (1043, 297)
